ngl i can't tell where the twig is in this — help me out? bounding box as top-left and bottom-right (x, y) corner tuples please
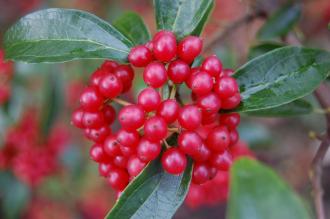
(204, 10), (267, 51)
(169, 85), (177, 99)
(112, 98), (132, 106)
(310, 83), (330, 219)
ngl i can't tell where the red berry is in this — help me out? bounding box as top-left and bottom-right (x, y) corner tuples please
(178, 105), (202, 130)
(107, 168), (129, 191)
(127, 156), (146, 177)
(219, 113), (240, 130)
(137, 138), (161, 162)
(113, 65), (134, 92)
(137, 87), (161, 112)
(192, 163), (210, 184)
(98, 162), (114, 177)
(104, 135), (121, 157)
(206, 126), (230, 152)
(214, 76), (239, 99)
(192, 143), (211, 162)
(101, 60), (119, 72)
(156, 99), (180, 124)
(144, 116), (167, 142)
(90, 68), (106, 87)
(189, 71), (213, 96)
(178, 131), (202, 156)
(120, 145), (136, 157)
(116, 129), (140, 148)
(71, 108), (85, 129)
(210, 151), (232, 171)
(161, 148), (187, 175)
(177, 36), (202, 63)
(80, 86), (103, 111)
(201, 55), (222, 77)
(197, 92), (221, 113)
(167, 60), (190, 84)
(220, 68), (235, 77)
(102, 105), (116, 124)
(118, 105), (145, 131)
(113, 155), (128, 168)
(201, 111), (219, 125)
(128, 45), (153, 67)
(89, 144), (110, 162)
(88, 126), (111, 143)
(99, 73), (123, 99)
(221, 93), (241, 110)
(229, 129), (239, 145)
(143, 62), (167, 88)
(153, 31), (177, 62)
(82, 111), (105, 128)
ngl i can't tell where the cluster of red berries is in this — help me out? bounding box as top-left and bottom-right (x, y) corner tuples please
(0, 50), (14, 104)
(185, 141), (254, 209)
(0, 110), (69, 186)
(71, 30), (241, 192)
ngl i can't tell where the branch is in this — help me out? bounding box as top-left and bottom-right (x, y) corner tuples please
(310, 83), (330, 219)
(204, 10), (267, 51)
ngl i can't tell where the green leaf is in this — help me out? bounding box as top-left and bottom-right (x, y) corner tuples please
(191, 55), (204, 67)
(234, 46), (330, 112)
(257, 3), (301, 40)
(245, 99), (313, 117)
(154, 0), (214, 39)
(113, 12), (151, 45)
(248, 42), (284, 60)
(228, 158), (311, 219)
(4, 8), (133, 63)
(105, 158), (193, 219)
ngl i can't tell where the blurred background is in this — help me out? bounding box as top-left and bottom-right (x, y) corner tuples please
(0, 0), (329, 218)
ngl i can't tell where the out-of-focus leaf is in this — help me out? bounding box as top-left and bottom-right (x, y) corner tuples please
(248, 42), (284, 60)
(234, 46), (330, 112)
(154, 0), (214, 39)
(215, 46), (237, 69)
(257, 3), (301, 40)
(4, 8), (133, 63)
(113, 11), (151, 45)
(238, 122), (272, 148)
(228, 158), (311, 219)
(191, 56), (203, 67)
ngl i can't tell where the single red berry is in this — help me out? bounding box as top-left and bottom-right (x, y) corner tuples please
(157, 99), (180, 124)
(71, 108), (85, 129)
(221, 93), (241, 110)
(98, 162), (114, 177)
(197, 92), (221, 113)
(144, 116), (167, 142)
(102, 105), (116, 124)
(80, 86), (103, 111)
(192, 163), (210, 184)
(137, 87), (161, 112)
(113, 65), (134, 92)
(161, 148), (187, 175)
(178, 105), (202, 130)
(177, 36), (203, 63)
(137, 138), (162, 162)
(118, 105), (145, 131)
(82, 111), (105, 128)
(107, 168), (129, 191)
(128, 45), (153, 67)
(99, 73), (123, 99)
(210, 151), (232, 171)
(143, 62), (167, 88)
(116, 129), (140, 148)
(104, 135), (121, 157)
(201, 55), (223, 77)
(153, 31), (177, 62)
(229, 129), (239, 145)
(89, 144), (110, 162)
(167, 60), (190, 84)
(189, 71), (213, 96)
(113, 155), (128, 168)
(214, 76), (239, 99)
(88, 126), (111, 143)
(178, 131), (203, 156)
(219, 113), (240, 130)
(186, 67), (201, 88)
(201, 111), (219, 125)
(120, 145), (136, 157)
(101, 60), (119, 72)
(206, 126), (230, 152)
(192, 143), (211, 162)
(127, 155), (147, 177)
(90, 68), (106, 87)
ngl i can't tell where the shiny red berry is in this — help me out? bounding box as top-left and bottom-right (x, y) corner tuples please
(101, 60), (119, 72)
(167, 60), (190, 84)
(99, 73), (123, 99)
(98, 162), (114, 177)
(89, 144), (110, 162)
(116, 129), (140, 148)
(88, 126), (111, 143)
(192, 163), (210, 184)
(177, 36), (202, 63)
(153, 31), (177, 62)
(107, 168), (129, 191)
(118, 105), (145, 131)
(128, 45), (153, 67)
(102, 105), (116, 124)
(190, 71), (213, 96)
(127, 155), (146, 177)
(214, 76), (239, 99)
(137, 138), (162, 162)
(156, 99), (180, 124)
(221, 93), (241, 110)
(104, 135), (121, 157)
(71, 108), (85, 129)
(201, 55), (223, 77)
(82, 111), (105, 128)
(161, 148), (187, 175)
(137, 87), (161, 112)
(178, 131), (202, 156)
(197, 92), (221, 113)
(114, 65), (134, 92)
(80, 86), (103, 111)
(210, 151), (232, 171)
(219, 113), (240, 130)
(178, 105), (202, 130)
(143, 62), (167, 88)
(206, 126), (230, 152)
(113, 155), (128, 168)
(144, 116), (167, 142)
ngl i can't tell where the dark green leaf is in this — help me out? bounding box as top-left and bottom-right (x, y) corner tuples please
(238, 123), (272, 148)
(248, 42), (284, 60)
(113, 11), (151, 45)
(105, 158), (193, 219)
(228, 158), (311, 219)
(245, 99), (313, 117)
(234, 46), (330, 112)
(191, 55), (203, 67)
(4, 8), (133, 63)
(154, 0), (214, 39)
(257, 3), (301, 40)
